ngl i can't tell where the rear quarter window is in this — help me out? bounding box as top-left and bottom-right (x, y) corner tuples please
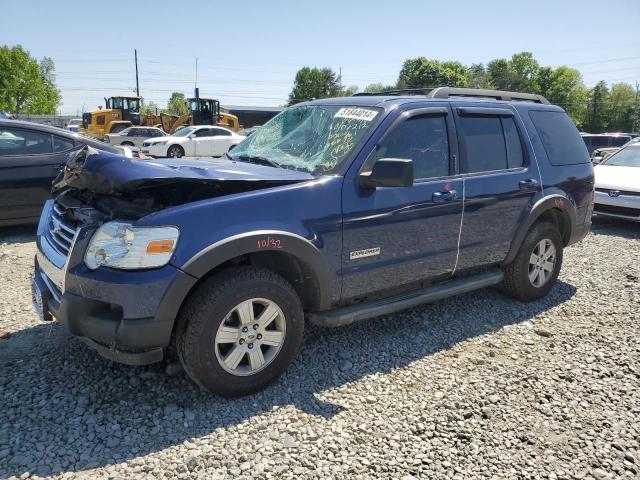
(529, 111), (590, 166)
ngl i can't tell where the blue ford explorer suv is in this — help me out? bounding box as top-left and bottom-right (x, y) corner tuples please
(33, 87), (594, 396)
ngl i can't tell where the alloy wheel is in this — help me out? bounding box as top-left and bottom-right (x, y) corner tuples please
(528, 239), (556, 288)
(168, 146), (182, 158)
(214, 298), (286, 376)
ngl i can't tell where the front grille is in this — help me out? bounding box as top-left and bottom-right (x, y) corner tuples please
(46, 202), (78, 257)
(595, 188), (640, 197)
(594, 203), (640, 218)
(39, 271), (62, 304)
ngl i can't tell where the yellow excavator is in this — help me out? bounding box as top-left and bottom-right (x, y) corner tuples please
(80, 96), (240, 139)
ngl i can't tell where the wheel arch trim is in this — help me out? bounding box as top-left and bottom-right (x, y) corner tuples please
(504, 193), (577, 265)
(180, 230), (335, 310)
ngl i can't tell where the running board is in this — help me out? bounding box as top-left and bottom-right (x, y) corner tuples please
(309, 269), (504, 327)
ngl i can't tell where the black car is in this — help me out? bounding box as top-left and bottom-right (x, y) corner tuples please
(581, 133), (633, 155)
(0, 119), (131, 227)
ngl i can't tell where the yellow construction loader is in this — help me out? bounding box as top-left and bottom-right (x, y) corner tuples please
(81, 96), (240, 139)
(80, 96), (146, 139)
(160, 97), (240, 133)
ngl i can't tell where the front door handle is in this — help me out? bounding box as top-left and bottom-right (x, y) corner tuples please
(433, 190), (458, 203)
(519, 178), (539, 190)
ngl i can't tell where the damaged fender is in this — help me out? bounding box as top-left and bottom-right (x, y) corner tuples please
(181, 230), (335, 311)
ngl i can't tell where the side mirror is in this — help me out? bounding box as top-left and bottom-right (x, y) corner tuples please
(188, 134), (196, 139)
(359, 158), (413, 188)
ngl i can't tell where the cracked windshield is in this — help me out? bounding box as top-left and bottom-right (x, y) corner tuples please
(229, 105), (380, 174)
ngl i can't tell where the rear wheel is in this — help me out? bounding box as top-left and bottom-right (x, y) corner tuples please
(167, 145), (184, 158)
(176, 266), (304, 397)
(502, 221), (563, 301)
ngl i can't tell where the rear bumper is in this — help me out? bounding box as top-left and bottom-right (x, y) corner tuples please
(567, 220), (591, 246)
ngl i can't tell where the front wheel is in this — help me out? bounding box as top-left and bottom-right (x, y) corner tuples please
(176, 266), (304, 397)
(121, 141), (134, 147)
(501, 221), (563, 301)
(167, 145), (184, 158)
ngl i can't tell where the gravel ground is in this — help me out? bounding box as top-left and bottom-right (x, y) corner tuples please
(0, 219), (638, 480)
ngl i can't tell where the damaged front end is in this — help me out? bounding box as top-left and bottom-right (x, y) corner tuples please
(53, 146), (313, 220)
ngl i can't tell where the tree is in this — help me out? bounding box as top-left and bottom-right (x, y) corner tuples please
(539, 66), (586, 126)
(363, 83), (396, 93)
(336, 85), (359, 97)
(607, 83), (636, 132)
(140, 101), (161, 117)
(0, 45), (61, 114)
(508, 52), (540, 92)
(564, 85), (588, 128)
(487, 58), (512, 90)
(487, 52), (539, 92)
(397, 57), (468, 89)
(584, 81), (610, 133)
(166, 92), (188, 116)
(288, 67), (342, 105)
(467, 63), (491, 89)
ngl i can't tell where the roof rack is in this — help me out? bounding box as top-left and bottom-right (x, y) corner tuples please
(354, 87), (550, 104)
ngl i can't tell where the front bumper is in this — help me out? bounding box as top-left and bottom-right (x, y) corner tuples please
(594, 191), (640, 222)
(33, 201), (197, 365)
(140, 143), (168, 157)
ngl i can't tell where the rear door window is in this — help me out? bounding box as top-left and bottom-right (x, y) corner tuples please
(194, 128), (211, 137)
(458, 115), (524, 173)
(0, 127), (53, 156)
(211, 128), (232, 137)
(503, 117), (524, 169)
(529, 111), (590, 165)
(52, 135), (75, 152)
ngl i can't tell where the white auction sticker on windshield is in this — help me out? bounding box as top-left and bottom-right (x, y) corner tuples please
(334, 108), (378, 121)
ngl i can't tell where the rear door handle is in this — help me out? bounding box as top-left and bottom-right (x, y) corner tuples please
(519, 179), (539, 190)
(433, 190), (458, 203)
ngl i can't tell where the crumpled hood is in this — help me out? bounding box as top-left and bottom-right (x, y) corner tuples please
(52, 147), (314, 219)
(53, 147), (313, 195)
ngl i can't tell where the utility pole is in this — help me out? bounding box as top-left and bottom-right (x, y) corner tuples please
(633, 81), (639, 134)
(339, 66), (342, 91)
(134, 49), (140, 97)
(195, 58), (199, 97)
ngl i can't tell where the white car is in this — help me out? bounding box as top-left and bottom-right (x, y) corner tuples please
(593, 143), (640, 222)
(141, 125), (245, 158)
(104, 126), (167, 148)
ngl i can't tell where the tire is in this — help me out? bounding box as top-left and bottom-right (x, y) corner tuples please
(167, 145), (184, 158)
(501, 221), (563, 301)
(176, 266), (304, 397)
(121, 141), (134, 147)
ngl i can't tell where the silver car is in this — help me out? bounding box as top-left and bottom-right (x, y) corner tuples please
(104, 126), (167, 147)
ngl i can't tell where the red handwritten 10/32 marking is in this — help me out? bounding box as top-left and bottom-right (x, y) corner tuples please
(257, 236), (282, 249)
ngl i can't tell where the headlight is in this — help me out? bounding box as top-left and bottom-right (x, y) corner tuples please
(85, 221), (179, 270)
(148, 140), (168, 146)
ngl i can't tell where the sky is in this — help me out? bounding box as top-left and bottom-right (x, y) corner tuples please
(1, 0), (639, 114)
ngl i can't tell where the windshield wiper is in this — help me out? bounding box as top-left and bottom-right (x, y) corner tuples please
(233, 154), (282, 169)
